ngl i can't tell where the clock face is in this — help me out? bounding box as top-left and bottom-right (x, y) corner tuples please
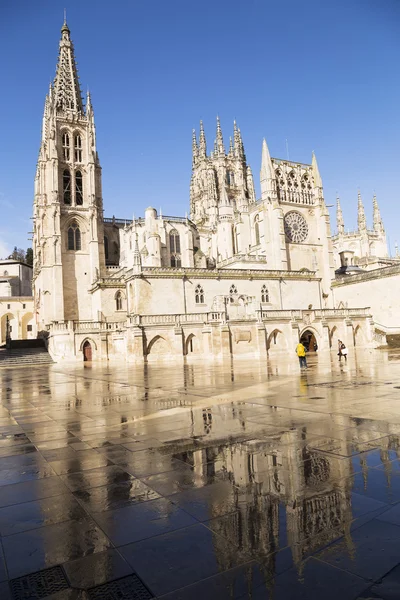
(284, 211), (309, 243)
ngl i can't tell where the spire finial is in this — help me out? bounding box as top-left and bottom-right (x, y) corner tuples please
(199, 120), (207, 158)
(216, 116), (225, 155)
(55, 17), (83, 114)
(192, 129), (198, 165)
(336, 195), (344, 235)
(64, 8), (67, 24)
(372, 194), (384, 234)
(357, 190), (367, 232)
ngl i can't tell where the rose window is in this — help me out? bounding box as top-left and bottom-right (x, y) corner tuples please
(284, 211), (308, 243)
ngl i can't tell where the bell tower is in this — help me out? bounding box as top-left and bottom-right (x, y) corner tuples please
(33, 20), (105, 331)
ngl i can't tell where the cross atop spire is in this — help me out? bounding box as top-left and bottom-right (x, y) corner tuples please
(53, 19), (84, 115)
(357, 191), (367, 232)
(336, 195), (344, 235)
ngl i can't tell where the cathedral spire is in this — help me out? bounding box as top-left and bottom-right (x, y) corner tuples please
(336, 196), (344, 235)
(192, 129), (198, 165)
(311, 151), (323, 189)
(233, 120), (243, 158)
(373, 194), (384, 233)
(199, 120), (207, 158)
(357, 191), (367, 232)
(53, 19), (84, 115)
(216, 116), (225, 155)
(260, 138), (274, 199)
(228, 136), (234, 157)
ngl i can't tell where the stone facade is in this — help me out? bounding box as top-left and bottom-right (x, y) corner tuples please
(0, 261), (35, 344)
(332, 193), (390, 271)
(32, 22), (379, 362)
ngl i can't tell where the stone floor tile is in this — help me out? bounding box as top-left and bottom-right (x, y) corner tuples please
(0, 462), (57, 487)
(2, 517), (112, 579)
(0, 476), (68, 508)
(167, 481), (240, 521)
(0, 493), (86, 536)
(0, 581), (12, 600)
(73, 479), (160, 512)
(351, 469), (400, 504)
(244, 557), (370, 600)
(140, 468), (215, 496)
(63, 548), (132, 589)
(357, 563), (400, 599)
(314, 518), (400, 581)
(157, 561), (267, 599)
(60, 464), (134, 492)
(0, 543), (7, 582)
(49, 454), (112, 475)
(94, 496), (196, 545)
(119, 523), (252, 597)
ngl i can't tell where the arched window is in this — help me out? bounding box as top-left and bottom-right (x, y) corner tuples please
(104, 236), (109, 260)
(62, 132), (70, 161)
(232, 225), (240, 254)
(254, 214), (260, 245)
(67, 221), (81, 251)
(195, 285), (204, 304)
(226, 171), (235, 186)
(229, 284), (237, 303)
(63, 169), (71, 205)
(170, 229), (181, 267)
(75, 170), (83, 205)
(115, 291), (123, 311)
(261, 285), (269, 303)
(74, 134), (82, 162)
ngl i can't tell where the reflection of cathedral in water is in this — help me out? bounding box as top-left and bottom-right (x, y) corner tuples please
(166, 404), (399, 572)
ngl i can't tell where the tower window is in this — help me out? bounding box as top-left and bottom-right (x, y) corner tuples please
(170, 229), (181, 267)
(74, 134), (82, 162)
(115, 291), (123, 311)
(67, 221), (81, 251)
(62, 132), (70, 161)
(63, 169), (71, 205)
(226, 171), (235, 186)
(104, 236), (109, 260)
(261, 285), (269, 303)
(254, 214), (260, 245)
(195, 285), (204, 304)
(75, 170), (83, 205)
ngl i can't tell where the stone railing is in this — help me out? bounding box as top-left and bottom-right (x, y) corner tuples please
(129, 312), (225, 326)
(216, 254), (268, 269)
(257, 308), (371, 321)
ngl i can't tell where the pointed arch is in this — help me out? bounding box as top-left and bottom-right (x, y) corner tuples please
(261, 285), (269, 303)
(115, 290), (125, 311)
(195, 284), (204, 304)
(267, 328), (284, 352)
(74, 133), (82, 162)
(170, 229), (181, 267)
(63, 169), (71, 204)
(75, 170), (83, 205)
(67, 220), (81, 251)
(254, 214), (260, 245)
(146, 335), (170, 356)
(62, 132), (70, 161)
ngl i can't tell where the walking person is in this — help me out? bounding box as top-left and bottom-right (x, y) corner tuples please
(296, 341), (307, 370)
(340, 342), (348, 362)
(338, 339), (343, 362)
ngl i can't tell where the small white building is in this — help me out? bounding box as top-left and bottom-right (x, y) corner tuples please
(0, 260), (35, 344)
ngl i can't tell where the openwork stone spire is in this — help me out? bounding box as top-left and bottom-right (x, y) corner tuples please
(336, 196), (344, 235)
(372, 194), (384, 233)
(357, 191), (367, 232)
(216, 116), (225, 155)
(199, 120), (207, 158)
(53, 19), (84, 114)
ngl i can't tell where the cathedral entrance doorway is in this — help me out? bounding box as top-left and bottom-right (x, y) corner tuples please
(83, 341), (92, 361)
(300, 330), (318, 352)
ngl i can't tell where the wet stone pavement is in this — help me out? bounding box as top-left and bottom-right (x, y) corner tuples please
(2, 351), (400, 598)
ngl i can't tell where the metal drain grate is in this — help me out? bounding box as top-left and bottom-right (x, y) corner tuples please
(87, 574), (153, 599)
(10, 566), (69, 599)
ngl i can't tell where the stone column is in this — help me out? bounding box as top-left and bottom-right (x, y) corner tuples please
(173, 326), (184, 358)
(220, 324), (232, 358)
(345, 319), (355, 347)
(127, 326), (144, 363)
(202, 326), (212, 357)
(321, 321), (331, 350)
(256, 323), (268, 359)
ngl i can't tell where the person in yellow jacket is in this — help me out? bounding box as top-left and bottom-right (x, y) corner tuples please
(296, 342), (307, 369)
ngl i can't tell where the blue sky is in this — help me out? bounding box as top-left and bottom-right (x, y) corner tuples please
(0, 0), (399, 256)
